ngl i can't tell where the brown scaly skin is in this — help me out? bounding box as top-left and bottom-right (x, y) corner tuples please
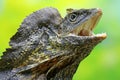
(0, 7), (106, 80)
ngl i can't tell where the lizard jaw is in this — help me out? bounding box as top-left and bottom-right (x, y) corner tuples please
(70, 8), (106, 38)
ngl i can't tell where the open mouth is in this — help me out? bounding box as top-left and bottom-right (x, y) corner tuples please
(70, 8), (107, 38)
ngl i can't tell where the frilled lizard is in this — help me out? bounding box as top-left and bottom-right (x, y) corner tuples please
(0, 7), (106, 80)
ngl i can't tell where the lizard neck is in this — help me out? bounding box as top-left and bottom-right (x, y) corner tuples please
(46, 45), (94, 80)
(47, 55), (83, 80)
(53, 59), (80, 80)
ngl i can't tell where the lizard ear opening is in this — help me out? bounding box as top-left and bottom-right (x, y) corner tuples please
(66, 8), (74, 13)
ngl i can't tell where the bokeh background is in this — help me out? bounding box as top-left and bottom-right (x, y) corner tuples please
(0, 0), (120, 80)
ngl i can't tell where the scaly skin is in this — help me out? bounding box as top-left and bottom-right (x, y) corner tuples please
(0, 7), (106, 80)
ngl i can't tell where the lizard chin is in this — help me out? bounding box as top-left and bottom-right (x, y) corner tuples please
(70, 8), (106, 38)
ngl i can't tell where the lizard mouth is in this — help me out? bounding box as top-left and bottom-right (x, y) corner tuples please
(70, 8), (106, 38)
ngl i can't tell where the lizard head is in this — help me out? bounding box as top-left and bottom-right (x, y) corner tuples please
(59, 8), (106, 37)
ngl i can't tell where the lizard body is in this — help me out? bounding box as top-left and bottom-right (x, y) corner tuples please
(0, 7), (106, 80)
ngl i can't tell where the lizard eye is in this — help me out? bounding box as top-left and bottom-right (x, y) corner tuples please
(69, 13), (78, 22)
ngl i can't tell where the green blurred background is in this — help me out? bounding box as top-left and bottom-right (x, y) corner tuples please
(0, 0), (120, 80)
